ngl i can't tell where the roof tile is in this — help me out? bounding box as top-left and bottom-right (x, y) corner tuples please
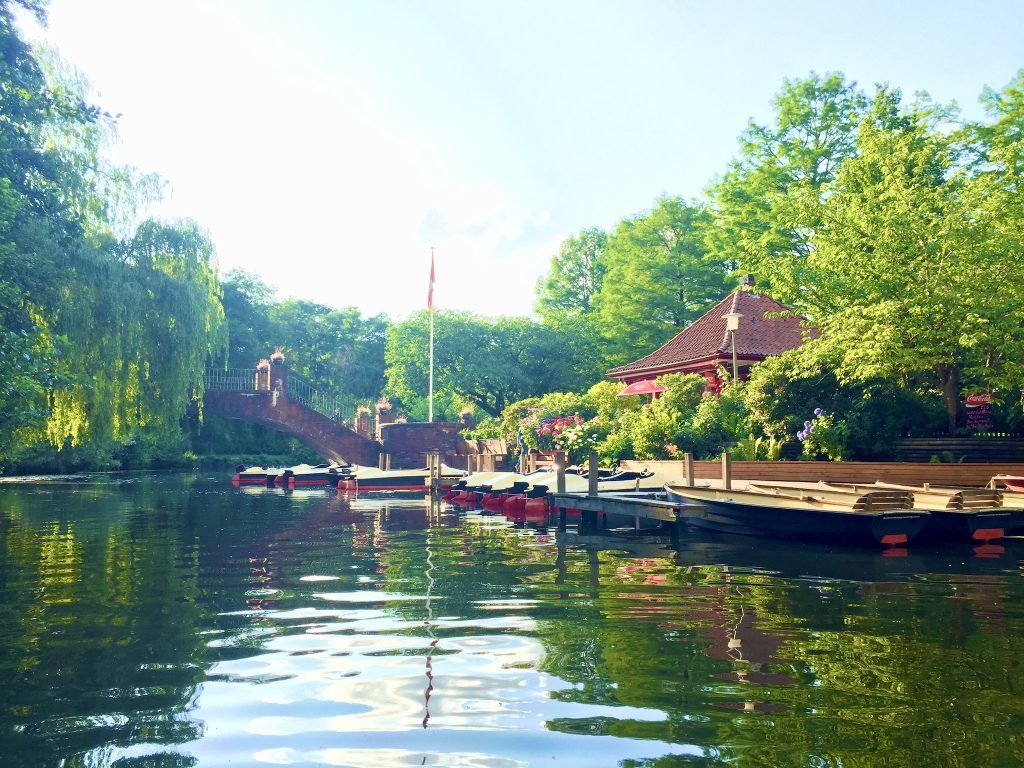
(607, 290), (813, 377)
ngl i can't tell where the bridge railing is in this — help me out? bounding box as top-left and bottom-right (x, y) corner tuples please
(205, 368), (258, 391)
(285, 375), (357, 426)
(205, 368), (360, 427)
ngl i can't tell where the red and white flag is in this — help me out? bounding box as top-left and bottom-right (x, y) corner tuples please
(427, 249), (435, 310)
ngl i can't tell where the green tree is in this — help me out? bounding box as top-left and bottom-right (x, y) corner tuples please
(707, 72), (868, 304)
(217, 268), (275, 368)
(268, 300), (387, 401)
(384, 311), (595, 419)
(0, 3), (225, 468)
(595, 196), (730, 367)
(785, 89), (1024, 431)
(535, 227), (607, 320)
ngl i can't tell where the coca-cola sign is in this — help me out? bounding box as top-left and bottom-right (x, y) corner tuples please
(965, 392), (993, 431)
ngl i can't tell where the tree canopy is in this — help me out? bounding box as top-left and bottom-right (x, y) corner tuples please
(594, 196), (731, 367)
(0, 2), (224, 469)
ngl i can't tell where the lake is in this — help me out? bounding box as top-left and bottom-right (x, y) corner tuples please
(1, 474), (1023, 767)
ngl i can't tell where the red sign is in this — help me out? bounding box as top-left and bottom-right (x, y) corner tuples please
(966, 393), (993, 407)
(965, 392), (993, 431)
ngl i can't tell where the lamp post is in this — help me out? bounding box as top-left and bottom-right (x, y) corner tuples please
(723, 312), (743, 382)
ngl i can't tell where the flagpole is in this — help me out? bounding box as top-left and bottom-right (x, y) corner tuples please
(428, 247), (435, 424)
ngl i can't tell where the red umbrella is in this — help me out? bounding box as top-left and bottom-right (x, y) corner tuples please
(617, 379), (667, 397)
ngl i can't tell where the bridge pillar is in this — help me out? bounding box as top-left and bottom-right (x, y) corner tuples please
(271, 356), (288, 398)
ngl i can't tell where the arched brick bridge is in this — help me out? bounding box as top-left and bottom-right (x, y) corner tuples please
(204, 361), (382, 466)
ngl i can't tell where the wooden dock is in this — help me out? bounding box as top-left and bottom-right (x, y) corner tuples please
(547, 491), (707, 533)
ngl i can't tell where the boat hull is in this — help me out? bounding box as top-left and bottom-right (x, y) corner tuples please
(341, 476), (460, 493)
(665, 487), (928, 546)
(918, 509), (1012, 542)
(287, 472), (347, 487)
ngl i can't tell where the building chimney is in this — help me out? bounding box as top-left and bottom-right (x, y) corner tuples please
(739, 274), (756, 288)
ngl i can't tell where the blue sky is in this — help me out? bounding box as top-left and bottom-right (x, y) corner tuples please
(25, 0), (1024, 318)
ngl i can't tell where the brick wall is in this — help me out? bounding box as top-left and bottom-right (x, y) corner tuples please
(380, 422), (465, 469)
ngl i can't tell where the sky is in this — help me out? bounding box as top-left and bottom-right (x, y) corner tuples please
(22, 0), (1024, 320)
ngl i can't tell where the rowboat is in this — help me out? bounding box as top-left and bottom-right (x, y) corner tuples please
(736, 480), (1010, 543)
(664, 484), (929, 546)
(857, 481), (1023, 537)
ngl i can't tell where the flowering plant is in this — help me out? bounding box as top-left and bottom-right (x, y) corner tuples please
(533, 414), (584, 450)
(797, 409), (849, 461)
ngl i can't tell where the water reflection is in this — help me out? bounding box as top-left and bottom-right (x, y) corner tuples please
(0, 475), (1022, 767)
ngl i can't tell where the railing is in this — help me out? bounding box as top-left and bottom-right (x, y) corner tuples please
(205, 368), (258, 391)
(205, 368), (361, 427)
(285, 374), (357, 426)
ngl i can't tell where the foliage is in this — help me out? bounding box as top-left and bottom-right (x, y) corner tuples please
(796, 411), (849, 461)
(0, 7), (225, 469)
(490, 373), (753, 465)
(595, 196), (731, 367)
(707, 72), (868, 303)
(743, 348), (947, 459)
(384, 311), (600, 419)
(781, 88), (1024, 431)
(728, 434), (785, 461)
(267, 299), (386, 401)
(534, 227), (607, 321)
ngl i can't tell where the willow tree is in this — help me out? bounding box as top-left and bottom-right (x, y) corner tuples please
(0, 1), (224, 466)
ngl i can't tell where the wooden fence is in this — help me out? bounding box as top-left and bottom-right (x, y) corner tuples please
(619, 459), (1024, 487)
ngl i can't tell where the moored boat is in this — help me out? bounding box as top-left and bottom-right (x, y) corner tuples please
(285, 462), (352, 488)
(664, 484), (929, 546)
(338, 464), (466, 493)
(740, 481), (1010, 543)
(231, 465), (283, 487)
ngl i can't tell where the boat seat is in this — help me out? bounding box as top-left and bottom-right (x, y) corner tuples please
(851, 491), (915, 512)
(947, 489), (1003, 510)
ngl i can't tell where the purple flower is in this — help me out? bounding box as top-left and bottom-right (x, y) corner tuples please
(808, 425), (815, 433)
(813, 408), (823, 416)
(804, 421), (812, 429)
(798, 430), (808, 441)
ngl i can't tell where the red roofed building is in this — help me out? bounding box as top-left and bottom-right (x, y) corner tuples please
(607, 278), (813, 394)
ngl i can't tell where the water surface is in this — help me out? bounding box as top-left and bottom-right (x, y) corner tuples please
(1, 474), (1023, 767)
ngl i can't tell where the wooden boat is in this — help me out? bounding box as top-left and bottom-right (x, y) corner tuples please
(664, 484), (929, 546)
(854, 481), (1023, 538)
(338, 464), (466, 493)
(739, 480), (1010, 543)
(991, 474), (1024, 493)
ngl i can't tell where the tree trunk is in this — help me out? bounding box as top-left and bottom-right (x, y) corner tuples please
(937, 363), (960, 433)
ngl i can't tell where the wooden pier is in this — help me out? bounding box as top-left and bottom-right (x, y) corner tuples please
(547, 491), (707, 534)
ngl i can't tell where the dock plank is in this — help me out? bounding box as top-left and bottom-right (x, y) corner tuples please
(547, 492), (706, 523)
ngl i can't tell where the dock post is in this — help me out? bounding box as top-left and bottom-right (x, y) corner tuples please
(378, 452), (387, 470)
(528, 453), (537, 473)
(557, 505), (566, 531)
(721, 452), (732, 490)
(588, 451), (599, 497)
(555, 451), (567, 494)
(684, 452), (695, 487)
